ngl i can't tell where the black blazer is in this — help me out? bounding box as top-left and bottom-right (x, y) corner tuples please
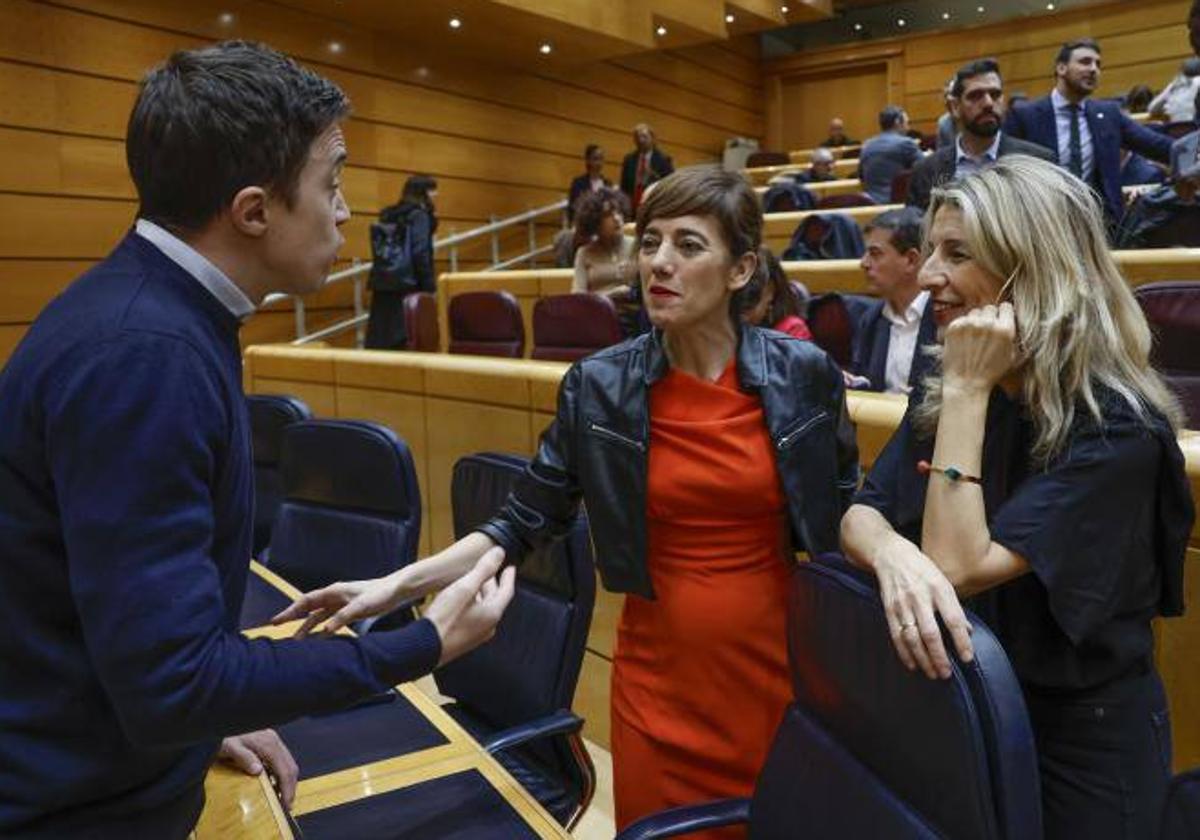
(906, 133), (1056, 209)
(850, 298), (938, 393)
(619, 149), (674, 206)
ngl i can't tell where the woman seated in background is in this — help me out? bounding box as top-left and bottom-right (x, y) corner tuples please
(840, 155), (1192, 840)
(743, 246), (812, 340)
(571, 187), (635, 299)
(566, 144), (611, 224)
(275, 165), (859, 836)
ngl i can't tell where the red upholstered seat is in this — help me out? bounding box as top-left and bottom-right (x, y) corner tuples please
(817, 193), (876, 209)
(890, 169), (913, 204)
(531, 293), (623, 362)
(1133, 281), (1200, 428)
(403, 292), (439, 352)
(448, 290), (525, 358)
(747, 151), (791, 168)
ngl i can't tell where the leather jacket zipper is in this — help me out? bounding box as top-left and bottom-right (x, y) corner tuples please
(776, 411), (829, 451)
(589, 422), (646, 452)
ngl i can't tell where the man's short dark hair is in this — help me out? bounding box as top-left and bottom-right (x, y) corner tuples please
(879, 105), (906, 131)
(952, 58), (1002, 99)
(864, 207), (924, 254)
(1055, 37), (1101, 66)
(127, 40), (350, 232)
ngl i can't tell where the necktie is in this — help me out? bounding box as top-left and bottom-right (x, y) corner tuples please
(1067, 104), (1083, 179)
(633, 154), (648, 209)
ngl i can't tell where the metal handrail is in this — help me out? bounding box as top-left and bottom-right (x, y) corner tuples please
(262, 197), (568, 344)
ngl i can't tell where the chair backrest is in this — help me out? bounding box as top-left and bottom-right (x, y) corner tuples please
(1133, 280), (1200, 426)
(268, 420), (421, 594)
(817, 192), (876, 209)
(448, 291), (525, 358)
(763, 181), (815, 213)
(890, 168), (913, 203)
(806, 292), (873, 367)
(746, 151), (791, 167)
(403, 292), (440, 352)
(531, 293), (623, 362)
(438, 453), (596, 784)
(749, 557), (1041, 840)
(246, 395), (312, 557)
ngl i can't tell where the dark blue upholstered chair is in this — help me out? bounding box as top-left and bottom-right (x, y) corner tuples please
(246, 394), (311, 559)
(435, 452), (597, 829)
(617, 556), (1041, 840)
(256, 419), (422, 632)
(1163, 767), (1200, 839)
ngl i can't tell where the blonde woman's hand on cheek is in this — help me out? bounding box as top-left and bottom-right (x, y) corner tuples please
(941, 301), (1017, 393)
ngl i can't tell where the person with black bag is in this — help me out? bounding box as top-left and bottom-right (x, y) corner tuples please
(365, 174), (437, 349)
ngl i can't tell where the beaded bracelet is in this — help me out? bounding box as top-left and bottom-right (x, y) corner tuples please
(916, 460), (982, 485)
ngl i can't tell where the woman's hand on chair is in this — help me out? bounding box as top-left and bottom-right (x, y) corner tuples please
(872, 532), (974, 680)
(423, 547), (516, 666)
(272, 571), (411, 637)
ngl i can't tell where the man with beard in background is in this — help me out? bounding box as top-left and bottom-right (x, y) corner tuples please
(908, 58), (1054, 210)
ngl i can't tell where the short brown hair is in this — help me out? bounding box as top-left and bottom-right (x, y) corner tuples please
(635, 165), (763, 317)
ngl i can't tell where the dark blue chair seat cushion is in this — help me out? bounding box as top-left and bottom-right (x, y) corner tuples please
(443, 704), (579, 826)
(295, 768), (541, 839)
(750, 704), (938, 839)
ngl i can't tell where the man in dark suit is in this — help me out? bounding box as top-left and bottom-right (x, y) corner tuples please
(908, 58), (1055, 209)
(620, 123), (673, 213)
(1003, 38), (1173, 222)
(850, 207), (937, 394)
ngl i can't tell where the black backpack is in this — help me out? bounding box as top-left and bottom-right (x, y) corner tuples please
(369, 220), (417, 292)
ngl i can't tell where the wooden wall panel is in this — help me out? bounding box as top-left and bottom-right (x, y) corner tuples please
(0, 0), (761, 365)
(764, 0), (1192, 140)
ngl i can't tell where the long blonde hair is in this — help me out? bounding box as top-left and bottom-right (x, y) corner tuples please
(915, 155), (1181, 463)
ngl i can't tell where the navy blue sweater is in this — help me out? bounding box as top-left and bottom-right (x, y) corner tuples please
(0, 234), (441, 837)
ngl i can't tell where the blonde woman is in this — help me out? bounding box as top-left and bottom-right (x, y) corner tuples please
(840, 155), (1192, 840)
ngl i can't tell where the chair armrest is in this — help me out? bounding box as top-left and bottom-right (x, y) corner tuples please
(481, 709), (583, 754)
(615, 798), (752, 840)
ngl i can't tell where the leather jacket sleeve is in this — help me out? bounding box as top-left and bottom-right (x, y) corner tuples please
(474, 363), (585, 565)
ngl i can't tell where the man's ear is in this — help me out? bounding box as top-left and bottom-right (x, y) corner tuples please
(729, 251), (758, 292)
(229, 186), (269, 238)
(904, 247), (923, 272)
(949, 98), (963, 121)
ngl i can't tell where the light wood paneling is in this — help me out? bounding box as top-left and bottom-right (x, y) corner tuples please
(779, 64), (889, 151)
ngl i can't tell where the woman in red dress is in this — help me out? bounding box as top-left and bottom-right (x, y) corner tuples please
(276, 166), (859, 835)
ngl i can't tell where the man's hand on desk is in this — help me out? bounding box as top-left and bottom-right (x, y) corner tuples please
(217, 728), (299, 810)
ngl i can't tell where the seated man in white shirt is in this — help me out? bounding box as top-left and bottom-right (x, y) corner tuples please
(849, 207), (937, 394)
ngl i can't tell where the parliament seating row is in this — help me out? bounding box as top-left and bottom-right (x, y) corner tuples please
(243, 345), (1200, 768)
(433, 248), (1200, 356)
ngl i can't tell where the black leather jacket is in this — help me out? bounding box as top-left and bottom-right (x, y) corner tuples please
(477, 325), (860, 598)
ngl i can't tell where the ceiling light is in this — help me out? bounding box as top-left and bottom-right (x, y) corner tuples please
(449, 17), (462, 29)
(854, 22), (864, 31)
(328, 41), (343, 54)
(781, 5), (789, 12)
(897, 18), (907, 26)
(217, 12), (234, 25)
(977, 5), (985, 12)
(942, 11), (951, 19)
(539, 42), (553, 55)
(725, 13), (735, 23)
(656, 25), (667, 36)
(1045, 2), (1055, 8)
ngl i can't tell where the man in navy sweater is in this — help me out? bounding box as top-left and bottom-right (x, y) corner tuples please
(0, 41), (514, 837)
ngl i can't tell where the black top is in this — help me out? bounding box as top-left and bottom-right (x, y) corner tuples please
(854, 384), (1192, 696)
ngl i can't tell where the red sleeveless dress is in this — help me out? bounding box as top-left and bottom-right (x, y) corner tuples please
(610, 362), (794, 838)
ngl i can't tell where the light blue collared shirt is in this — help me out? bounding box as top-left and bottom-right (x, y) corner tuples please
(1051, 88), (1095, 184)
(134, 219), (256, 320)
(953, 132), (1003, 179)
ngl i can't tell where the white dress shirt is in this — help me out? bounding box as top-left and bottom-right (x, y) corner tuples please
(1051, 88), (1095, 184)
(134, 219), (256, 320)
(954, 132), (1002, 179)
(883, 291), (929, 395)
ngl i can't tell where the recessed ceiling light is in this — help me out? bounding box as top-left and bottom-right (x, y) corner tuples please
(781, 5), (789, 12)
(942, 11), (951, 19)
(416, 66), (430, 79)
(977, 5), (985, 12)
(328, 41), (343, 54)
(1045, 2), (1055, 8)
(449, 17), (462, 29)
(725, 13), (735, 23)
(217, 12), (234, 25)
(854, 22), (864, 31)
(897, 18), (907, 26)
(655, 24), (667, 36)
(539, 42), (552, 55)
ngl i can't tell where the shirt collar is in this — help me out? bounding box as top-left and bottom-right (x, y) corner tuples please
(955, 132), (1002, 165)
(883, 290), (929, 327)
(1051, 88), (1083, 112)
(134, 219), (256, 320)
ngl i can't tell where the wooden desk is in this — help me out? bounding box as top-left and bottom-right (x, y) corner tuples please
(753, 178), (865, 199)
(196, 563), (569, 840)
